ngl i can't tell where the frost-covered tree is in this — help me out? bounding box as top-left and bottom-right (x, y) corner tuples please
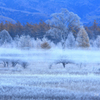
(94, 35), (100, 48)
(16, 35), (33, 49)
(89, 39), (94, 48)
(46, 8), (81, 49)
(34, 38), (42, 49)
(76, 27), (90, 48)
(66, 32), (75, 48)
(0, 29), (12, 46)
(42, 37), (51, 43)
(13, 35), (20, 47)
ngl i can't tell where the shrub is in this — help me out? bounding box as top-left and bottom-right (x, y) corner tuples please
(41, 42), (51, 49)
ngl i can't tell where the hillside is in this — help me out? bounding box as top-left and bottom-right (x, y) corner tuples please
(0, 0), (100, 24)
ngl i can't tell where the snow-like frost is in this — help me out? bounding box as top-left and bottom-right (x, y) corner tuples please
(0, 74), (100, 99)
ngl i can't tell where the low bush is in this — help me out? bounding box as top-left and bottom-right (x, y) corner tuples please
(41, 42), (51, 49)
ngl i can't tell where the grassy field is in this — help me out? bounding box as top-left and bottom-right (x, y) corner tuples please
(0, 63), (100, 100)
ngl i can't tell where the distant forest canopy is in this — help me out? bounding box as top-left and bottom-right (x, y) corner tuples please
(0, 20), (50, 39)
(84, 20), (100, 40)
(0, 19), (99, 43)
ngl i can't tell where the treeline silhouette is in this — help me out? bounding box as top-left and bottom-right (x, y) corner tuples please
(0, 20), (100, 41)
(0, 20), (50, 39)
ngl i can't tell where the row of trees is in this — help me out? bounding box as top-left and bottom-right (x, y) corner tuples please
(85, 20), (100, 40)
(0, 8), (100, 49)
(0, 28), (90, 49)
(0, 20), (50, 39)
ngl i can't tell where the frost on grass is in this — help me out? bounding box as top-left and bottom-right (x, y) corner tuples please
(0, 74), (100, 99)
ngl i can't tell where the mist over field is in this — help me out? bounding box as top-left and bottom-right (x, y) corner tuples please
(0, 48), (100, 64)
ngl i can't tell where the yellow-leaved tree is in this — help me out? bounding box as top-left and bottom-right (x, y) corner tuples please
(76, 26), (90, 48)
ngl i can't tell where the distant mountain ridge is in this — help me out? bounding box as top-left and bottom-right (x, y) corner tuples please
(0, 0), (100, 25)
